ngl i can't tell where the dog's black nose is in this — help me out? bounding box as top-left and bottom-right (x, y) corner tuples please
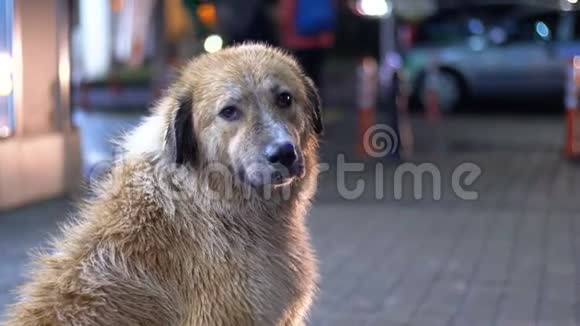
(266, 142), (297, 169)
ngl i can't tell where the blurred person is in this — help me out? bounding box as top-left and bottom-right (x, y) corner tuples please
(278, 0), (336, 87)
(165, 0), (192, 44)
(115, 0), (157, 67)
(216, 0), (277, 45)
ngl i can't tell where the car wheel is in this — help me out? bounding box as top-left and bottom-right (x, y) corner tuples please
(418, 69), (465, 114)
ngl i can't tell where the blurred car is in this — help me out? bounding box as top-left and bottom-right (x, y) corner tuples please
(403, 6), (580, 112)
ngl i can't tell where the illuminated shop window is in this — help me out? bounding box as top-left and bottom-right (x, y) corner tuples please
(0, 0), (14, 138)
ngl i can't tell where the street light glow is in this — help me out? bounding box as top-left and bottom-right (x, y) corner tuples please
(0, 52), (12, 75)
(357, 0), (390, 17)
(204, 34), (223, 53)
(0, 76), (13, 97)
(568, 0), (578, 4)
(0, 126), (10, 138)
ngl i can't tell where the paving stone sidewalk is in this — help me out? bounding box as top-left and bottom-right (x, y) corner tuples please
(307, 200), (579, 326)
(1, 185), (579, 326)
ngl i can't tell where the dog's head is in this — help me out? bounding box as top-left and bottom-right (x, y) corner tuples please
(163, 44), (322, 188)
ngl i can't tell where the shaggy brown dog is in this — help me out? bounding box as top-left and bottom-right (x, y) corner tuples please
(5, 44), (322, 326)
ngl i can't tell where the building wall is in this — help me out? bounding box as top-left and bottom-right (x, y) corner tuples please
(0, 132), (80, 210)
(18, 0), (58, 135)
(0, 0), (81, 210)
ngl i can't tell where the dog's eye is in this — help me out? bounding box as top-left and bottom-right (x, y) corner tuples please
(276, 92), (293, 109)
(219, 106), (241, 121)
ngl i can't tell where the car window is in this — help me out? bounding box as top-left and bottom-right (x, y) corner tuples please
(508, 12), (560, 43)
(415, 11), (493, 46)
(415, 14), (470, 45)
(572, 12), (580, 40)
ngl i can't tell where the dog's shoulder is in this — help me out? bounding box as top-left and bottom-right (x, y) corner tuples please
(4, 161), (186, 325)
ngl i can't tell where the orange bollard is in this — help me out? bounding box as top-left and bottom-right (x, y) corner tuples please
(565, 110), (579, 158)
(356, 57), (378, 158)
(564, 56), (580, 159)
(357, 108), (376, 157)
(424, 59), (441, 121)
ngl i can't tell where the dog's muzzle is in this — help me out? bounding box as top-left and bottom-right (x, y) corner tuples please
(265, 142), (297, 170)
(265, 142), (305, 180)
(237, 142), (305, 188)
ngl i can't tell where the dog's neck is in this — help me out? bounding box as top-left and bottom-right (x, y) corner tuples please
(110, 154), (315, 223)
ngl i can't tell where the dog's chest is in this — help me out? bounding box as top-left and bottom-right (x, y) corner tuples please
(183, 228), (315, 325)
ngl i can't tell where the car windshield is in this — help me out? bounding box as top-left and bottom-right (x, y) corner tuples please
(413, 5), (548, 46)
(415, 12), (472, 45)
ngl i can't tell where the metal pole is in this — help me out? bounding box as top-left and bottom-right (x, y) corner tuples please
(56, 0), (72, 132)
(379, 3), (401, 160)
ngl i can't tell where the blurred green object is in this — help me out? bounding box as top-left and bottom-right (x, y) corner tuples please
(81, 66), (153, 87)
(182, 0), (201, 15)
(115, 67), (153, 84)
(183, 0), (212, 41)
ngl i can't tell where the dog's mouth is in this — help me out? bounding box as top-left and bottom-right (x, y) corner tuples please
(237, 161), (305, 188)
(270, 164), (305, 186)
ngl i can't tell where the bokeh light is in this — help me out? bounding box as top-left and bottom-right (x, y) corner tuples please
(357, 0), (390, 17)
(204, 34), (223, 53)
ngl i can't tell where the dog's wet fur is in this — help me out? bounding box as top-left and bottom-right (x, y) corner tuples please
(5, 44), (322, 325)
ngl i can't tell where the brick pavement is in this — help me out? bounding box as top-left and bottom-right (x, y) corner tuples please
(308, 199), (579, 326)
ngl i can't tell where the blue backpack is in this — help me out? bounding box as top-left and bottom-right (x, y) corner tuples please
(295, 0), (336, 36)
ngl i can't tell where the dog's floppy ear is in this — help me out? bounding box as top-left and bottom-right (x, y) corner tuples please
(303, 76), (324, 135)
(166, 94), (197, 165)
